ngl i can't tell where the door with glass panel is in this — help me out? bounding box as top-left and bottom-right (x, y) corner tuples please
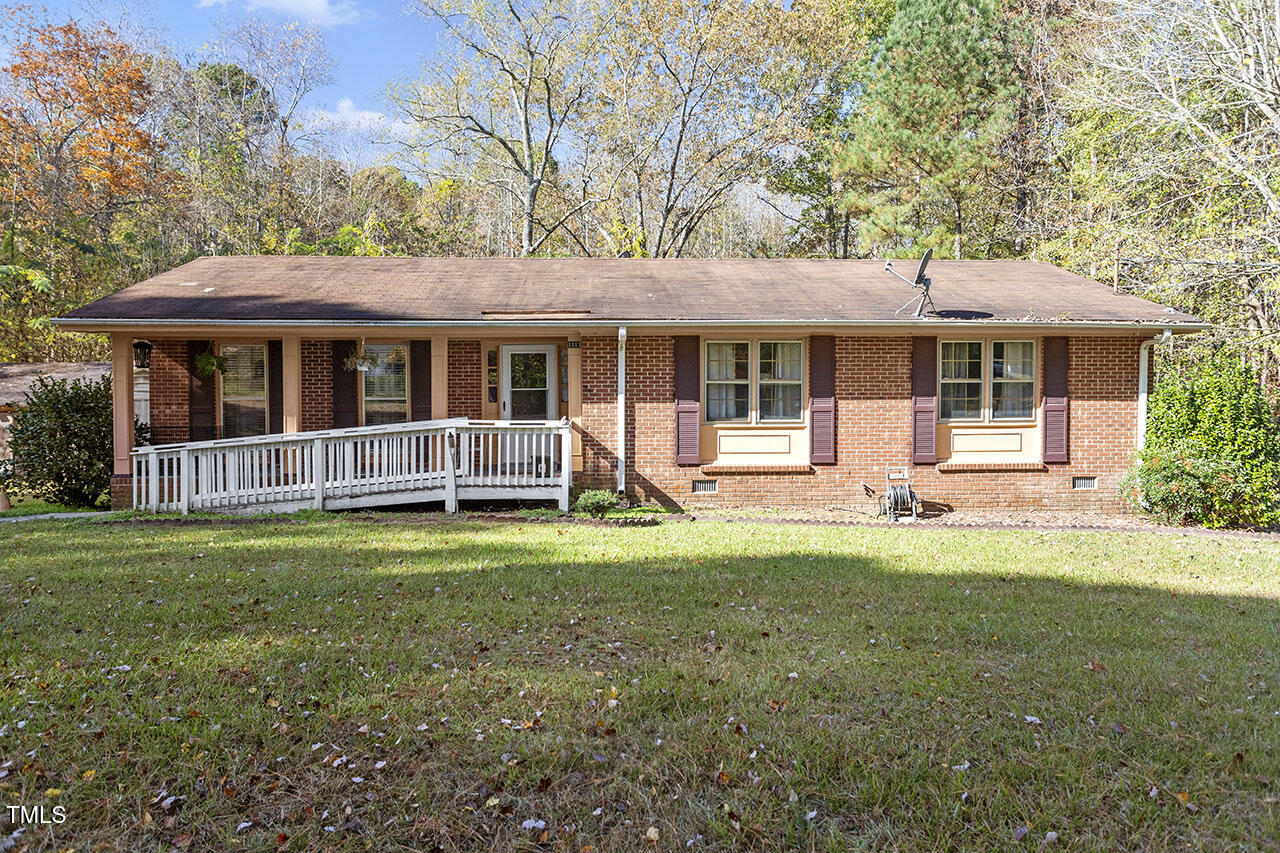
(221, 344), (267, 438)
(500, 344), (558, 475)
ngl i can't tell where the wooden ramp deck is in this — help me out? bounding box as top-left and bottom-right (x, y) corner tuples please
(131, 418), (572, 514)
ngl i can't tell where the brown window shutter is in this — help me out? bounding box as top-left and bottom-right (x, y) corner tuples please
(673, 335), (701, 465)
(188, 340), (217, 442)
(409, 340), (432, 421)
(267, 340), (283, 434)
(911, 337), (938, 465)
(331, 340), (359, 428)
(1042, 336), (1070, 463)
(809, 335), (836, 464)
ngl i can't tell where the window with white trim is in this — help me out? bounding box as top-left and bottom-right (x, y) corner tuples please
(939, 341), (982, 421)
(704, 339), (804, 423)
(362, 343), (408, 425)
(221, 344), (267, 438)
(939, 340), (1036, 423)
(758, 341), (803, 420)
(991, 341), (1035, 420)
(705, 341), (750, 421)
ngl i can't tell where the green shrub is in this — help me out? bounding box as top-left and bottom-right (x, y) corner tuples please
(573, 489), (618, 518)
(1119, 445), (1260, 527)
(1123, 351), (1280, 527)
(8, 374), (114, 507)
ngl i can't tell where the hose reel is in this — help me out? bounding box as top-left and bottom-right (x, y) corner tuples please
(880, 466), (918, 522)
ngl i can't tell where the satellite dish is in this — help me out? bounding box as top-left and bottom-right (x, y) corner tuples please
(912, 248), (932, 286)
(884, 249), (936, 318)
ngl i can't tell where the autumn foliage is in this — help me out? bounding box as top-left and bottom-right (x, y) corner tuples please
(0, 9), (169, 227)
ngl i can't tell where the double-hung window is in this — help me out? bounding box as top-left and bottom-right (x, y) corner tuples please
(758, 342), (803, 420)
(221, 344), (267, 438)
(939, 340), (1036, 422)
(704, 340), (804, 423)
(705, 342), (750, 422)
(362, 343), (408, 425)
(991, 341), (1035, 420)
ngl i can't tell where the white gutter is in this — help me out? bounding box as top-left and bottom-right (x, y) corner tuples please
(1137, 329), (1172, 448)
(617, 326), (627, 495)
(50, 317), (1213, 332)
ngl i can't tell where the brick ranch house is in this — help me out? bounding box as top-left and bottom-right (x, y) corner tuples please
(53, 256), (1204, 512)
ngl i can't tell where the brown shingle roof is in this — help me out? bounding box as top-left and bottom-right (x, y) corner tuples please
(0, 362), (110, 406)
(56, 256), (1203, 327)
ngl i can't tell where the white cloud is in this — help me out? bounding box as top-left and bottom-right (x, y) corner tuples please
(196, 0), (368, 28)
(314, 97), (393, 134)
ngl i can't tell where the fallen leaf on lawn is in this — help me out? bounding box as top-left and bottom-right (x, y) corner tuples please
(1111, 722), (1127, 734)
(236, 821), (253, 832)
(717, 771), (731, 786)
(1086, 660), (1107, 672)
(1174, 791), (1198, 810)
(646, 826), (660, 842)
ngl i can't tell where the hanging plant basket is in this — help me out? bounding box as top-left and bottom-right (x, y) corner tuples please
(344, 342), (379, 372)
(194, 351), (226, 378)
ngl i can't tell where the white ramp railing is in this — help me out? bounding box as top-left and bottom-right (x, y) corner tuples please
(132, 417), (572, 514)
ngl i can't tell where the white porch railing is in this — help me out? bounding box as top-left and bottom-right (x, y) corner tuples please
(131, 417), (572, 514)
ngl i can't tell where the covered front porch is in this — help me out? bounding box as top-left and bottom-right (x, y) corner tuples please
(107, 332), (589, 512)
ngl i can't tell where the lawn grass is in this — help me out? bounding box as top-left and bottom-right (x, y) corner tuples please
(0, 493), (98, 518)
(0, 517), (1276, 851)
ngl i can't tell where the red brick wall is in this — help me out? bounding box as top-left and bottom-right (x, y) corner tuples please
(578, 334), (1146, 512)
(149, 339), (190, 445)
(448, 340), (483, 419)
(301, 340), (333, 431)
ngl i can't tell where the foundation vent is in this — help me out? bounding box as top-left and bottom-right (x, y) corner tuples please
(691, 479), (718, 495)
(1071, 476), (1098, 490)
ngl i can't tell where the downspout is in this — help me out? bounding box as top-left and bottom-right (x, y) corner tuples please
(1137, 329), (1172, 448)
(617, 326), (627, 495)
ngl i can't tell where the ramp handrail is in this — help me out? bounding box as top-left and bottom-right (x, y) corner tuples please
(131, 417), (572, 514)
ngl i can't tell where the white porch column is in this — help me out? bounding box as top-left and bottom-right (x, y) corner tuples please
(110, 333), (134, 478)
(282, 335), (302, 433)
(431, 336), (449, 419)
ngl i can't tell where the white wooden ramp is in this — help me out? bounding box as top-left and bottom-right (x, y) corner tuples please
(131, 417), (572, 514)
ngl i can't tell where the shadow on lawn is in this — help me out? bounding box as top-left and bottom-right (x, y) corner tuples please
(1, 520), (1276, 851)
(4, 520), (1275, 678)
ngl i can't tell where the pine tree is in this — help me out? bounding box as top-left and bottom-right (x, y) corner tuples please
(842, 0), (1016, 259)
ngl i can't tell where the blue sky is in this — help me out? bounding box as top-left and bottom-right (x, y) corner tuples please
(75, 0), (442, 131)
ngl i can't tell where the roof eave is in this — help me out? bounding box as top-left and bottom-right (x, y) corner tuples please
(51, 316), (1210, 332)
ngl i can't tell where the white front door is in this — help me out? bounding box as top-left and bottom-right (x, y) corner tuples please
(500, 344), (557, 421)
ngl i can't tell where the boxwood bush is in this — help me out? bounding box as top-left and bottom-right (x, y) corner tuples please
(8, 374), (115, 508)
(572, 488), (618, 518)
